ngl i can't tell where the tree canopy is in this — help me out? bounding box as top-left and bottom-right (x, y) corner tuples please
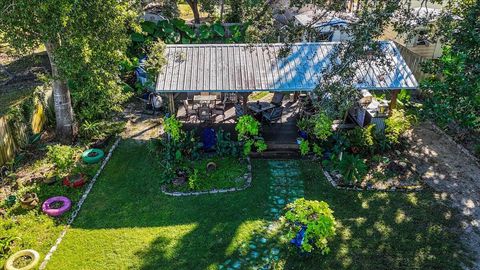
(0, 0), (138, 140)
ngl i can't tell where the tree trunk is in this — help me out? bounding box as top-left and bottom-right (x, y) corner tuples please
(220, 0), (225, 22)
(45, 42), (76, 143)
(186, 0), (201, 24)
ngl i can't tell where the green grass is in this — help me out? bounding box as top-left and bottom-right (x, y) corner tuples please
(45, 140), (468, 270)
(165, 156), (248, 192)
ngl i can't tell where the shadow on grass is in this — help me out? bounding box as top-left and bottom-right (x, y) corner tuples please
(60, 139), (469, 270)
(279, 161), (471, 270)
(69, 139), (271, 269)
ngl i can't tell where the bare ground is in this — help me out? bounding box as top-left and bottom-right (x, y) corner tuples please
(407, 122), (480, 270)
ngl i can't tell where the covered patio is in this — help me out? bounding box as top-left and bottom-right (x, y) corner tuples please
(155, 42), (417, 144)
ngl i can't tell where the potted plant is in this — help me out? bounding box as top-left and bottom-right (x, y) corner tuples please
(297, 117), (310, 140)
(20, 192), (39, 210)
(63, 173), (86, 188)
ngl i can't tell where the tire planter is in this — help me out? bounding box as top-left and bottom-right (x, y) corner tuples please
(19, 193), (39, 210)
(63, 173), (86, 188)
(4, 249), (40, 270)
(82, 148), (104, 164)
(42, 196), (71, 217)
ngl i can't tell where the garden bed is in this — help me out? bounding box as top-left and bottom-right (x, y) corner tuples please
(162, 156), (251, 195)
(324, 148), (423, 191)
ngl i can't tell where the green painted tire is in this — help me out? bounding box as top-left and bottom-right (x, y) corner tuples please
(4, 249), (40, 270)
(82, 148), (105, 164)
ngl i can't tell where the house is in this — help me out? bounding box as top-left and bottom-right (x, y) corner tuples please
(382, 7), (443, 59)
(294, 12), (354, 42)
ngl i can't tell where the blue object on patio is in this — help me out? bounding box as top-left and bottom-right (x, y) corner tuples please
(135, 56), (148, 86)
(290, 225), (307, 248)
(201, 128), (216, 151)
(298, 130), (308, 139)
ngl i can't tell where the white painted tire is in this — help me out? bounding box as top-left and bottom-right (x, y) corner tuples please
(4, 249), (40, 270)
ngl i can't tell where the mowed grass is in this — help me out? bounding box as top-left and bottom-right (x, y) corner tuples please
(46, 140), (468, 270)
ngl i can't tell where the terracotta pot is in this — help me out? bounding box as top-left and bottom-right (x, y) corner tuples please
(20, 192), (39, 209)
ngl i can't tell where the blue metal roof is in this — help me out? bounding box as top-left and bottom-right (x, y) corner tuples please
(156, 42), (418, 93)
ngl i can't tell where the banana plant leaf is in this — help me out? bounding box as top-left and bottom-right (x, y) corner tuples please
(141, 21), (157, 35)
(131, 33), (145, 42)
(198, 24), (212, 40)
(212, 23), (225, 37)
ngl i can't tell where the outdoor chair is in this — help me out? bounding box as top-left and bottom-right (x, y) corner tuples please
(184, 100), (198, 122)
(212, 100), (226, 119)
(198, 106), (212, 122)
(271, 92), (285, 107)
(262, 106), (283, 124)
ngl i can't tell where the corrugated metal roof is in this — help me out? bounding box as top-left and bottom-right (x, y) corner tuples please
(156, 42), (418, 93)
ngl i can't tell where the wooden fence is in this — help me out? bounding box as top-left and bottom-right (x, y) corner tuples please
(0, 87), (51, 166)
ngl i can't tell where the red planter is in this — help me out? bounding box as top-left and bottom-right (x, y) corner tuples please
(63, 174), (86, 188)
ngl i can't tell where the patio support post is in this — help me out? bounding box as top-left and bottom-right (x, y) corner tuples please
(168, 93), (175, 115)
(239, 92), (251, 113)
(389, 89), (400, 114)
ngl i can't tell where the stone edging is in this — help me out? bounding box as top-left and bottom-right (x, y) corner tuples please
(322, 169), (423, 192)
(429, 121), (480, 168)
(39, 137), (122, 270)
(161, 157), (253, 196)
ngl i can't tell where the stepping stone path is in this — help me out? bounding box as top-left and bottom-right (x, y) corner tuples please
(219, 161), (305, 270)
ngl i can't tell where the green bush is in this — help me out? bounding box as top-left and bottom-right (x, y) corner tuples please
(346, 124), (375, 155)
(299, 139), (310, 156)
(281, 198), (336, 254)
(336, 153), (368, 184)
(46, 145), (79, 176)
(235, 115), (266, 155)
(235, 115), (260, 140)
(163, 116), (184, 142)
(312, 112), (333, 141)
(385, 109), (412, 144)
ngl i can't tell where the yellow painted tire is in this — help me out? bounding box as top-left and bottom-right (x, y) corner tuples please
(4, 249), (40, 270)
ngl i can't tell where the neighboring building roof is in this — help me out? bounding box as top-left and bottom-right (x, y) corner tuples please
(155, 42), (418, 93)
(294, 13), (352, 28)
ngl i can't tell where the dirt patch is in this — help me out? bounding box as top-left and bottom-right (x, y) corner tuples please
(406, 122), (480, 269)
(121, 99), (163, 141)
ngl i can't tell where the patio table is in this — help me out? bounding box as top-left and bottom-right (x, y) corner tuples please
(194, 95), (217, 103)
(247, 102), (276, 114)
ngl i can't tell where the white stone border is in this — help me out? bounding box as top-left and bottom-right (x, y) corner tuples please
(39, 137), (122, 270)
(429, 121), (480, 168)
(322, 168), (423, 192)
(161, 157), (253, 196)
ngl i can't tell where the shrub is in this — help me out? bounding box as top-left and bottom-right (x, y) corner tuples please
(235, 115), (260, 140)
(312, 112), (333, 141)
(235, 115), (266, 155)
(163, 116), (184, 142)
(145, 40), (167, 77)
(346, 125), (375, 155)
(46, 145), (79, 176)
(79, 120), (124, 141)
(336, 153), (368, 184)
(312, 143), (323, 157)
(188, 169), (200, 190)
(281, 198), (336, 254)
(254, 139), (268, 152)
(385, 109), (412, 144)
(299, 139), (310, 156)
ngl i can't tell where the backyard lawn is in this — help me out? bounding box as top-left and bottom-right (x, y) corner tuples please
(46, 139), (468, 270)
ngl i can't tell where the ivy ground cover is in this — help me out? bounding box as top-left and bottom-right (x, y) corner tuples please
(46, 140), (469, 269)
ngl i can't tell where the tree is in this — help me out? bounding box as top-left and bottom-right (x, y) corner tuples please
(185, 0), (202, 23)
(0, 0), (137, 142)
(421, 0), (480, 131)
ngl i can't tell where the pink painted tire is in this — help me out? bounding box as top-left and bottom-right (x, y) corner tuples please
(42, 196), (71, 217)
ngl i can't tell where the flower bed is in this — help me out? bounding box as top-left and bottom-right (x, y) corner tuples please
(162, 156), (251, 196)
